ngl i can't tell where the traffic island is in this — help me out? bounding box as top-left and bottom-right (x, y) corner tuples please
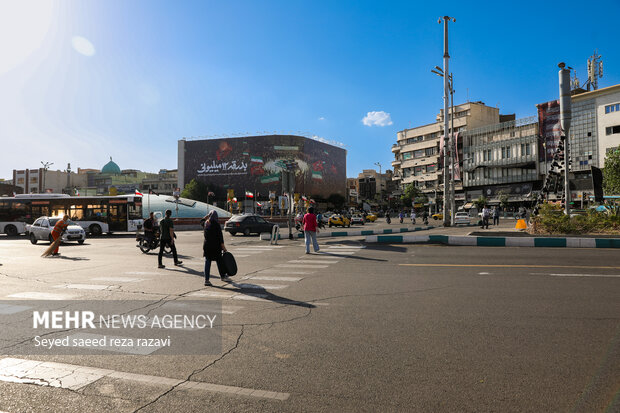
(262, 225), (434, 241)
(365, 234), (620, 248)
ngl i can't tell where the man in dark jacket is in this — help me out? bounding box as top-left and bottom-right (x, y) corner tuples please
(203, 210), (228, 286)
(158, 209), (182, 269)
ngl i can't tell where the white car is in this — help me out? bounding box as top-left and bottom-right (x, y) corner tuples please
(454, 212), (471, 225)
(350, 214), (365, 225)
(27, 216), (86, 245)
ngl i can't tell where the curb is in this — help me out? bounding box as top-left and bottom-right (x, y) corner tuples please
(264, 226), (433, 240)
(365, 234), (620, 248)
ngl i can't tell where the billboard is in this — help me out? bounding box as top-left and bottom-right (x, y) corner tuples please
(536, 100), (561, 163)
(181, 135), (346, 199)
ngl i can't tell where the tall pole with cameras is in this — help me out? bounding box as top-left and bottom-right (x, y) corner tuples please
(41, 161), (53, 193)
(437, 16), (455, 226)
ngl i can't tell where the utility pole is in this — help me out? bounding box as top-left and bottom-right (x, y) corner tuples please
(41, 161), (53, 193)
(558, 62), (572, 216)
(374, 162), (382, 175)
(449, 74), (456, 226)
(439, 16), (455, 227)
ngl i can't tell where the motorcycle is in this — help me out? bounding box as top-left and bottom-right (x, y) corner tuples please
(136, 227), (171, 254)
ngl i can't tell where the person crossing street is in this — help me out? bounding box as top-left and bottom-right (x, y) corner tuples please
(158, 209), (183, 268)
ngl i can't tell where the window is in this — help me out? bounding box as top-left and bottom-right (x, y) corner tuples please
(501, 147), (506, 159)
(425, 147), (436, 156)
(427, 164), (437, 173)
(402, 152), (412, 160)
(414, 149), (425, 158)
(414, 166), (424, 176)
(526, 144), (531, 155)
(605, 103), (620, 113)
(483, 151), (488, 161)
(506, 146), (511, 158)
(606, 125), (620, 135)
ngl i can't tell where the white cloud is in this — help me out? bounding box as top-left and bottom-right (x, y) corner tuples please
(318, 116), (325, 121)
(362, 111), (392, 127)
(71, 35), (95, 57)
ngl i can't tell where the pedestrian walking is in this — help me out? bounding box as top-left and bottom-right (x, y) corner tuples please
(202, 210), (228, 286)
(399, 211), (404, 224)
(302, 206), (320, 254)
(492, 207), (500, 226)
(158, 209), (183, 269)
(482, 205), (490, 229)
(411, 210), (416, 225)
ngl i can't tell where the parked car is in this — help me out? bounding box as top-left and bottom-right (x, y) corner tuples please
(224, 214), (277, 236)
(350, 214), (365, 225)
(432, 213), (443, 220)
(454, 212), (471, 225)
(328, 214), (350, 228)
(27, 216), (86, 244)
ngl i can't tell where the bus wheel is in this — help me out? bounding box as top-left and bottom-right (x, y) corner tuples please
(89, 224), (102, 236)
(4, 225), (18, 237)
(30, 233), (38, 245)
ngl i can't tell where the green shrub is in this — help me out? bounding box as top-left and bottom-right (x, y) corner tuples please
(530, 202), (620, 234)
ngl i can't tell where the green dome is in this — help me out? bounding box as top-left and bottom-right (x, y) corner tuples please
(102, 157), (121, 174)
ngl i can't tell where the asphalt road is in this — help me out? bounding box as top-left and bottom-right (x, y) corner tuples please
(0, 226), (618, 412)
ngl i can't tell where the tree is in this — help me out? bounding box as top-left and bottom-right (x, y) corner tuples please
(180, 179), (226, 204)
(603, 147), (620, 195)
(498, 190), (509, 210)
(473, 196), (487, 210)
(401, 183), (427, 207)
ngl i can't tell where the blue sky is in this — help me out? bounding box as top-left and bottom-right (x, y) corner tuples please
(1, 0), (619, 180)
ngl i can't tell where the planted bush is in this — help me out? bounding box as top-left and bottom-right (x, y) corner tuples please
(530, 202), (620, 234)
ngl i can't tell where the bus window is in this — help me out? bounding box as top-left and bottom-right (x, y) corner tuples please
(108, 204), (127, 232)
(70, 205), (85, 221)
(128, 203), (142, 220)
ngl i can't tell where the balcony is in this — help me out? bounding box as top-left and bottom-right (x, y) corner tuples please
(391, 159), (401, 167)
(391, 144), (401, 153)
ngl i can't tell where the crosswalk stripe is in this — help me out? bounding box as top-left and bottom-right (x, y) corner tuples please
(275, 264), (329, 269)
(326, 245), (365, 249)
(0, 357), (290, 400)
(187, 291), (327, 307)
(91, 277), (145, 283)
(244, 276), (302, 282)
(232, 255), (251, 258)
(288, 260), (340, 264)
(258, 270), (312, 275)
(232, 284), (289, 290)
(6, 292), (76, 300)
(318, 251), (357, 255)
(54, 284), (113, 291)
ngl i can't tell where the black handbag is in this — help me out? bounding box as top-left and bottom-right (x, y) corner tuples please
(221, 251), (238, 276)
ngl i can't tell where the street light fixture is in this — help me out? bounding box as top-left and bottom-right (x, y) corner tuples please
(41, 161), (53, 193)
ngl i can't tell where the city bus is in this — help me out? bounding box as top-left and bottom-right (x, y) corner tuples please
(0, 194), (143, 235)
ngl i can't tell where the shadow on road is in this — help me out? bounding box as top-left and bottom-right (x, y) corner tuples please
(216, 282), (316, 309)
(318, 252), (387, 262)
(362, 244), (409, 253)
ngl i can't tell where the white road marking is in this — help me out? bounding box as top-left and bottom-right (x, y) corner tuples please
(233, 245), (284, 249)
(478, 272), (491, 275)
(326, 245), (365, 249)
(530, 273), (620, 278)
(0, 304), (32, 315)
(187, 291), (325, 306)
(244, 276), (303, 282)
(318, 251), (357, 255)
(259, 270), (312, 275)
(91, 277), (145, 283)
(275, 264), (328, 269)
(6, 292), (76, 300)
(288, 260), (340, 264)
(233, 284), (288, 290)
(54, 284), (113, 291)
(233, 248), (276, 251)
(232, 255), (251, 258)
(0, 357), (289, 400)
(124, 271), (158, 275)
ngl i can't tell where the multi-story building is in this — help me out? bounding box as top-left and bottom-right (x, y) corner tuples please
(346, 178), (359, 206)
(357, 169), (392, 202)
(462, 116), (540, 206)
(142, 169), (179, 195)
(12, 167), (87, 194)
(392, 101), (501, 206)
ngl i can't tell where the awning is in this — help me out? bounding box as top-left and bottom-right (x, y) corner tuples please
(463, 202), (474, 209)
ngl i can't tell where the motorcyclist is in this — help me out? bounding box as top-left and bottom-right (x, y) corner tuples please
(143, 212), (155, 246)
(399, 211), (404, 224)
(422, 210), (429, 225)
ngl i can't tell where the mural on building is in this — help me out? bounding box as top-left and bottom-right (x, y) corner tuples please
(183, 136), (346, 198)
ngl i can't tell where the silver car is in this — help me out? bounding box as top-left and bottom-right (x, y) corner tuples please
(27, 217), (86, 245)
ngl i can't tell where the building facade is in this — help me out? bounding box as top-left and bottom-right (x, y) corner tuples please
(142, 169), (179, 195)
(392, 101), (501, 206)
(12, 167), (88, 194)
(462, 117), (540, 205)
